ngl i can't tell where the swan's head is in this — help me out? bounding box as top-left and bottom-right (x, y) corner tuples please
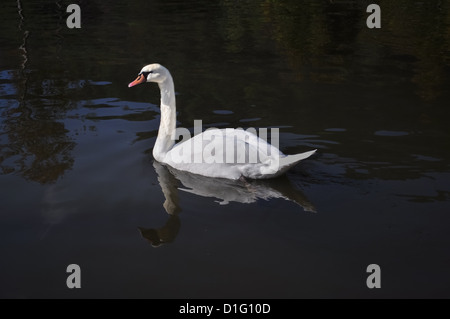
(128, 63), (169, 87)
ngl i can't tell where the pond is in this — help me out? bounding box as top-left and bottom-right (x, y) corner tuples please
(0, 0), (449, 298)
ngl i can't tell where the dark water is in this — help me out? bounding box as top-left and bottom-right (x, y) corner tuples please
(1, 0), (450, 298)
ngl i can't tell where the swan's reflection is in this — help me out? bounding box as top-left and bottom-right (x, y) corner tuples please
(138, 161), (315, 247)
(138, 161), (181, 247)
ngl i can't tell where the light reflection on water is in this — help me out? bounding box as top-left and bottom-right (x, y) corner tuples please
(0, 0), (450, 298)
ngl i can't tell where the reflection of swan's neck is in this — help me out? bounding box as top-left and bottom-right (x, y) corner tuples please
(154, 161), (181, 216)
(153, 74), (176, 162)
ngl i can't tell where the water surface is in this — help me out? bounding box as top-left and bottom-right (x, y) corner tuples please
(1, 0), (450, 298)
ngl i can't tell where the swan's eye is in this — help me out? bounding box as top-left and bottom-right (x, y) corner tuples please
(140, 71), (152, 77)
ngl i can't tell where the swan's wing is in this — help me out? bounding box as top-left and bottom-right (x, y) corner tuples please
(165, 128), (312, 179)
(165, 129), (241, 179)
(199, 128), (283, 163)
(168, 128), (277, 162)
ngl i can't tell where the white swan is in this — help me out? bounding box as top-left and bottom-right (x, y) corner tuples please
(128, 64), (316, 180)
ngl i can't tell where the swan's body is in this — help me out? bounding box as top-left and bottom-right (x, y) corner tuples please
(129, 64), (316, 180)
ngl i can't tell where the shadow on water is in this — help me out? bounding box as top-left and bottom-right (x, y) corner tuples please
(138, 161), (315, 247)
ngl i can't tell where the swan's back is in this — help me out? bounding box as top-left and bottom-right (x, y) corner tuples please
(164, 128), (315, 179)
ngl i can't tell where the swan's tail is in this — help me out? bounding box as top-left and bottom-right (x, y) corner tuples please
(277, 149), (317, 175)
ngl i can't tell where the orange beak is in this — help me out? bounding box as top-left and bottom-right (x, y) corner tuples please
(128, 74), (146, 87)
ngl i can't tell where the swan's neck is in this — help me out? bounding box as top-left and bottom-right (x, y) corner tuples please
(153, 74), (176, 162)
